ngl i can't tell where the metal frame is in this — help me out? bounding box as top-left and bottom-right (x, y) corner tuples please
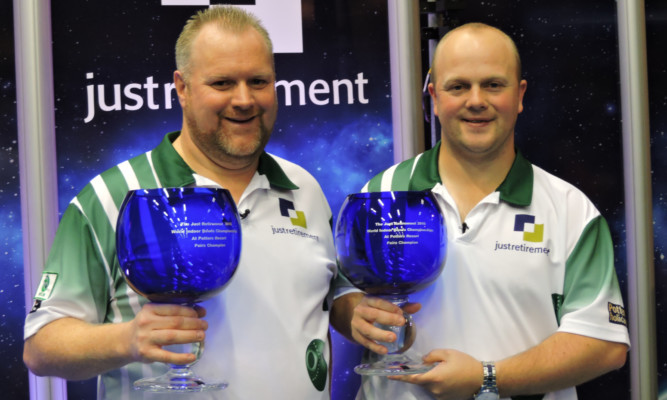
(616, 1), (657, 399)
(14, 0), (67, 399)
(387, 0), (425, 162)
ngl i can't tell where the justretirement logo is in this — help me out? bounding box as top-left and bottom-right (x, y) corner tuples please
(493, 214), (551, 255)
(514, 214), (543, 242)
(82, 1), (370, 123)
(271, 198), (320, 241)
(279, 198), (307, 228)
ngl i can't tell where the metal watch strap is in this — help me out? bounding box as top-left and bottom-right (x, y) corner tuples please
(474, 361), (499, 399)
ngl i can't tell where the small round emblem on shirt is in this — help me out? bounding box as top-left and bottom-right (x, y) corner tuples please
(306, 339), (327, 391)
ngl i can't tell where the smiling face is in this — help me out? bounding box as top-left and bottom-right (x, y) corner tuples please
(175, 23), (277, 169)
(428, 26), (527, 161)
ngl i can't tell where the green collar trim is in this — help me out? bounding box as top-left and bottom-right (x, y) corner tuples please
(408, 141), (442, 191)
(497, 150), (533, 206)
(412, 141), (533, 206)
(156, 131), (298, 190)
(257, 152), (299, 190)
(153, 131), (196, 187)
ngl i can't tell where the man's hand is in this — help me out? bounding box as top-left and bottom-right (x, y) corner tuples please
(128, 303), (208, 365)
(24, 303), (210, 380)
(350, 296), (421, 354)
(389, 349), (483, 400)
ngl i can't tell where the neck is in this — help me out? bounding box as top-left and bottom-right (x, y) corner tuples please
(173, 131), (258, 203)
(438, 144), (515, 221)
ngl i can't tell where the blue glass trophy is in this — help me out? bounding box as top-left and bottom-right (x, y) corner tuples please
(335, 191), (446, 375)
(116, 187), (241, 392)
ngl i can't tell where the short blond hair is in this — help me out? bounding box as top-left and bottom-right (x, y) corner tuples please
(175, 6), (273, 78)
(431, 23), (522, 85)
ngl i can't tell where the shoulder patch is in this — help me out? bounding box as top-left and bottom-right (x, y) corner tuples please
(34, 272), (58, 301)
(608, 302), (627, 326)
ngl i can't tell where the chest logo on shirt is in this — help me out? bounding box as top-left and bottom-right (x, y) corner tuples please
(280, 198), (307, 228)
(271, 198), (320, 241)
(514, 214), (544, 242)
(493, 214), (551, 255)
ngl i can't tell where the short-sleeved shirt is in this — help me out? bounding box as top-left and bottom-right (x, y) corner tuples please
(25, 132), (337, 400)
(341, 142), (630, 400)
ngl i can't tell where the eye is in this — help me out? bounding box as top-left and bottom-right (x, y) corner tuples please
(445, 82), (467, 93)
(249, 78), (270, 89)
(211, 80), (233, 90)
(486, 81), (506, 91)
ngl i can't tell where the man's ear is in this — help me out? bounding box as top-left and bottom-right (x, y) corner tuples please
(517, 79), (527, 114)
(428, 82), (439, 118)
(174, 70), (187, 107)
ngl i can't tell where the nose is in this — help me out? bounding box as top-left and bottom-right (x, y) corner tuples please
(231, 83), (254, 109)
(465, 86), (487, 111)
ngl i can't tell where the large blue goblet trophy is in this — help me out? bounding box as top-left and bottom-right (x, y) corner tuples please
(335, 191), (446, 376)
(116, 187), (241, 392)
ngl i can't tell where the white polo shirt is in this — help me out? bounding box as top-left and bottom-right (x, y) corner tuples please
(25, 132), (337, 400)
(340, 141), (629, 400)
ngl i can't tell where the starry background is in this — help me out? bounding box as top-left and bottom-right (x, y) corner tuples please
(2, 0), (667, 399)
(647, 1), (667, 398)
(1, 0), (30, 399)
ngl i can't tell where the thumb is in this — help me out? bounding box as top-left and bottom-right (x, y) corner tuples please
(422, 349), (448, 364)
(402, 302), (422, 315)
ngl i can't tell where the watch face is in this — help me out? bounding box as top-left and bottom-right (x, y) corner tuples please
(476, 392), (500, 400)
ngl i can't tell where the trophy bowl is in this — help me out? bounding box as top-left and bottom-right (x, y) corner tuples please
(335, 190), (446, 375)
(116, 187), (241, 391)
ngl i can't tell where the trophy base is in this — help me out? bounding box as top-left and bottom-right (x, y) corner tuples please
(354, 353), (436, 376)
(134, 366), (227, 392)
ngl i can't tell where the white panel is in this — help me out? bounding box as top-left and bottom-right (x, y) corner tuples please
(161, 0), (303, 53)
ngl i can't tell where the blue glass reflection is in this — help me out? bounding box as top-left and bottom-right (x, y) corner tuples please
(116, 187), (242, 304)
(335, 191), (446, 295)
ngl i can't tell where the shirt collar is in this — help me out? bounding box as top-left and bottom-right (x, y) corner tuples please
(496, 149), (533, 206)
(257, 152), (299, 190)
(407, 141), (442, 191)
(413, 140), (533, 206)
(154, 131), (298, 190)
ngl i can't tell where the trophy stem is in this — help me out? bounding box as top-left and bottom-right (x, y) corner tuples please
(379, 295), (409, 308)
(376, 295), (412, 354)
(354, 294), (435, 376)
(133, 335), (227, 392)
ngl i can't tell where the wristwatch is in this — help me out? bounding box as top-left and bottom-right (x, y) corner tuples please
(474, 361), (499, 400)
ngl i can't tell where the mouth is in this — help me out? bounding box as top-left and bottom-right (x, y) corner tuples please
(226, 115), (257, 124)
(462, 117), (494, 126)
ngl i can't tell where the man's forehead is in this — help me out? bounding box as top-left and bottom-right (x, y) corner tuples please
(439, 31), (516, 69)
(442, 28), (511, 54)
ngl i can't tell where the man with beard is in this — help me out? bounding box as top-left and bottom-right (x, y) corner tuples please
(23, 6), (336, 399)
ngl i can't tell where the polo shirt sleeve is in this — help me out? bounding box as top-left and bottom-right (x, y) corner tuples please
(332, 271), (362, 299)
(24, 202), (111, 339)
(557, 215), (630, 346)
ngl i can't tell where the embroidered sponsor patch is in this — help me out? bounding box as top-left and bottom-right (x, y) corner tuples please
(34, 272), (58, 301)
(608, 302), (627, 326)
